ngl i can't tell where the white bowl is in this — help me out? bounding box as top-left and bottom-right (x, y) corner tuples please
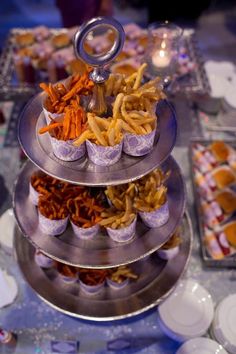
(158, 279), (214, 340)
(176, 337), (227, 354)
(211, 294), (236, 354)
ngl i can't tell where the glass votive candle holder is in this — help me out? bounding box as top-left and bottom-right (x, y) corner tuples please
(145, 21), (183, 79)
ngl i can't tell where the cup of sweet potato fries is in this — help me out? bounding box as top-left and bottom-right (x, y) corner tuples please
(79, 268), (107, 294)
(39, 73), (93, 161)
(100, 194), (137, 242)
(68, 188), (104, 239)
(56, 263), (79, 284)
(134, 169), (170, 228)
(38, 196), (69, 236)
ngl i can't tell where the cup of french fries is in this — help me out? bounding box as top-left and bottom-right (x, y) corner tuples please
(100, 195), (137, 242)
(105, 63), (165, 157)
(157, 230), (182, 260)
(79, 268), (107, 295)
(38, 196), (69, 236)
(134, 169), (170, 228)
(106, 265), (138, 290)
(74, 112), (124, 166)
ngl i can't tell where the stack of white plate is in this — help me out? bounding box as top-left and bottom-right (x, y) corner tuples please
(204, 60), (236, 110)
(211, 294), (236, 354)
(176, 337), (227, 354)
(158, 279), (214, 342)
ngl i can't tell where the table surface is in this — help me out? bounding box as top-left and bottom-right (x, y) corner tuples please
(1, 10), (236, 354)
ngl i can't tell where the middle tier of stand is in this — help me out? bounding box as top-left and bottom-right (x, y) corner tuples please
(13, 156), (186, 268)
(18, 93), (177, 186)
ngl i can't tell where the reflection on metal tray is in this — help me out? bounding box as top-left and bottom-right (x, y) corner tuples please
(13, 158), (186, 269)
(14, 213), (192, 321)
(18, 97), (177, 186)
(189, 138), (236, 267)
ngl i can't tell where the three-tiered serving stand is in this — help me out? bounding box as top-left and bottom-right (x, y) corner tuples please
(13, 18), (192, 321)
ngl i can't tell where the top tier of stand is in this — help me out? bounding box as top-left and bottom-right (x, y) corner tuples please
(18, 96), (177, 186)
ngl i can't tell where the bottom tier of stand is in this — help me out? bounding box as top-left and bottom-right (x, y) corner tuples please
(14, 213), (192, 321)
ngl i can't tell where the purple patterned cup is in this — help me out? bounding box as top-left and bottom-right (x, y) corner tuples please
(50, 136), (86, 161)
(79, 278), (105, 295)
(157, 246), (180, 260)
(106, 216), (137, 243)
(38, 211), (68, 236)
(34, 251), (54, 268)
(123, 127), (156, 157)
(29, 182), (40, 206)
(86, 140), (123, 166)
(139, 201), (169, 228)
(43, 106), (64, 125)
(106, 277), (129, 290)
(70, 220), (100, 240)
(57, 273), (78, 284)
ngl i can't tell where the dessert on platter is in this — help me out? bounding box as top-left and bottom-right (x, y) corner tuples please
(191, 139), (236, 265)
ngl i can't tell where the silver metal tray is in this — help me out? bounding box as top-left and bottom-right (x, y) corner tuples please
(18, 95), (177, 186)
(13, 158), (186, 268)
(189, 138), (236, 267)
(14, 212), (192, 321)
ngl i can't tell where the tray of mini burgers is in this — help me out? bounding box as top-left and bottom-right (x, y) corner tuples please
(190, 139), (236, 267)
(0, 23), (148, 96)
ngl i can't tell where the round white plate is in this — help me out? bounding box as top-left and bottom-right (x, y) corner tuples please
(176, 337), (227, 354)
(0, 208), (15, 254)
(158, 279), (214, 339)
(212, 294), (236, 354)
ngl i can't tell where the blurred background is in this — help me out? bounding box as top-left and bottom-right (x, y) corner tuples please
(1, 0), (236, 51)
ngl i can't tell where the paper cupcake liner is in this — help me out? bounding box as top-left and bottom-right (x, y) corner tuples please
(123, 127), (156, 157)
(106, 277), (129, 290)
(139, 201), (169, 228)
(70, 220), (100, 239)
(38, 211), (68, 236)
(79, 279), (105, 295)
(157, 246), (179, 260)
(34, 251), (54, 268)
(50, 136), (86, 161)
(43, 106), (64, 125)
(106, 216), (137, 243)
(86, 140), (123, 166)
(29, 182), (40, 206)
(57, 273), (78, 284)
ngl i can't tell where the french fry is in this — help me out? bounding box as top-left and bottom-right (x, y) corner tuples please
(87, 113), (107, 146)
